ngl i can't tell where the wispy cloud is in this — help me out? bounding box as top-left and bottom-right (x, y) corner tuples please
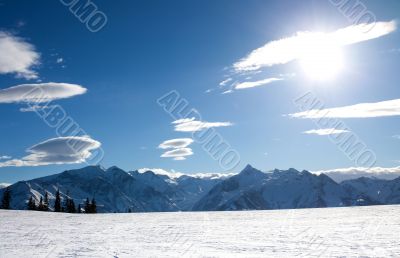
(233, 20), (396, 72)
(393, 135), (400, 140)
(0, 82), (87, 104)
(159, 138), (193, 149)
(0, 31), (40, 79)
(172, 118), (233, 132)
(235, 77), (283, 90)
(303, 128), (350, 136)
(219, 78), (233, 87)
(222, 90), (233, 95)
(161, 148), (193, 161)
(289, 98), (400, 119)
(0, 136), (101, 167)
(0, 156), (11, 160)
(137, 168), (234, 179)
(313, 166), (400, 182)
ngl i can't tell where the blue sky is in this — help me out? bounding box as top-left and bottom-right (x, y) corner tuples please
(0, 0), (400, 183)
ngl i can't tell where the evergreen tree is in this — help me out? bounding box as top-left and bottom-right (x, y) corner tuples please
(43, 191), (49, 211)
(66, 198), (76, 213)
(77, 204), (81, 213)
(1, 186), (11, 209)
(38, 196), (45, 211)
(63, 191), (69, 212)
(27, 196), (36, 210)
(91, 198), (97, 214)
(84, 197), (90, 213)
(54, 190), (61, 212)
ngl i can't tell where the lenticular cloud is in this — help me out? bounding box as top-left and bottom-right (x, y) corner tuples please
(0, 82), (87, 104)
(0, 136), (101, 167)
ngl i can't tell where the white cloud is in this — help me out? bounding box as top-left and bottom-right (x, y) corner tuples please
(219, 78), (233, 86)
(0, 82), (87, 104)
(0, 156), (11, 160)
(303, 128), (350, 136)
(161, 148), (193, 161)
(173, 117), (233, 132)
(289, 98), (400, 119)
(233, 20), (396, 72)
(235, 77), (283, 90)
(158, 138), (193, 149)
(0, 31), (40, 79)
(137, 168), (235, 180)
(56, 57), (64, 64)
(159, 138), (195, 161)
(173, 156), (186, 161)
(313, 166), (400, 182)
(137, 168), (185, 178)
(0, 136), (101, 167)
(0, 183), (11, 189)
(222, 90), (233, 95)
(393, 135), (400, 140)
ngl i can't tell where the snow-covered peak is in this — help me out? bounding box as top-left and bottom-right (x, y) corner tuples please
(61, 165), (106, 179)
(0, 183), (10, 189)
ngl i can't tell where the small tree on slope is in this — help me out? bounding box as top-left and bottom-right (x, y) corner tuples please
(54, 190), (61, 212)
(27, 196), (36, 210)
(43, 191), (49, 211)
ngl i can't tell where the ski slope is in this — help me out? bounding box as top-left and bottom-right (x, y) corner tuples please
(0, 205), (399, 257)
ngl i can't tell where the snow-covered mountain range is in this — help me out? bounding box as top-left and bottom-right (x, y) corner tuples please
(1, 165), (399, 212)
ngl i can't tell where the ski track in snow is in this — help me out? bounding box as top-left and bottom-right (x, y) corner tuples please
(0, 205), (399, 257)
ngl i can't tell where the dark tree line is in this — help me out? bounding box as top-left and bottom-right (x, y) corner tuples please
(1, 187), (97, 213)
(1, 186), (11, 209)
(27, 190), (97, 213)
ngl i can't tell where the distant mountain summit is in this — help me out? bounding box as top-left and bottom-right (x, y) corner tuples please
(1, 165), (399, 213)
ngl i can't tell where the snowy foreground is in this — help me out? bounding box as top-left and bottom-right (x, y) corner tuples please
(0, 205), (399, 257)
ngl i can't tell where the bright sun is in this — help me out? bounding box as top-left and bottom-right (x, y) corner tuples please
(299, 33), (344, 81)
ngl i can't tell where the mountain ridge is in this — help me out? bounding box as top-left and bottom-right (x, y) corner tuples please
(1, 165), (399, 213)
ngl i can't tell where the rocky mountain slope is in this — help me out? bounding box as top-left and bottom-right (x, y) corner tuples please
(1, 165), (399, 212)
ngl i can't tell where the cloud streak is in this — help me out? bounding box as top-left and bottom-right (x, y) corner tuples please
(173, 118), (233, 132)
(158, 138), (193, 149)
(0, 136), (101, 167)
(0, 31), (40, 79)
(289, 99), (400, 119)
(0, 82), (87, 104)
(234, 77), (283, 90)
(137, 168), (235, 180)
(233, 20), (396, 72)
(161, 148), (193, 161)
(303, 128), (350, 136)
(313, 166), (400, 182)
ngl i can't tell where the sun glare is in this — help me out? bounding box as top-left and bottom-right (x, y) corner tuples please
(299, 33), (344, 81)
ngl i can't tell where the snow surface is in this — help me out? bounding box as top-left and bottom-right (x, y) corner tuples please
(0, 205), (399, 257)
